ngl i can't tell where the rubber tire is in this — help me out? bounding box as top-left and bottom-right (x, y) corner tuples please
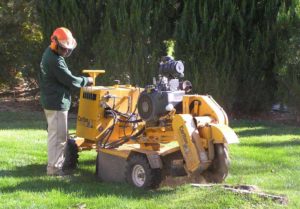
(126, 155), (162, 189)
(202, 144), (230, 183)
(62, 138), (79, 170)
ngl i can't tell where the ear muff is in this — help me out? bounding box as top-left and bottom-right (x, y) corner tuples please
(53, 36), (60, 48)
(50, 36), (59, 51)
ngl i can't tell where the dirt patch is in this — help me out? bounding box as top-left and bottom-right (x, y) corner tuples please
(231, 111), (300, 126)
(0, 96), (42, 112)
(0, 80), (42, 112)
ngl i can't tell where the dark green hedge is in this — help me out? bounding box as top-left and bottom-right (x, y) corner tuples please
(36, 0), (295, 113)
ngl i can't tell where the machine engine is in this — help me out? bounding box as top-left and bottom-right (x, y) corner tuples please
(137, 57), (192, 122)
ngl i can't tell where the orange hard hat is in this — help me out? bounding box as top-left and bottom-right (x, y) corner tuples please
(50, 27), (77, 49)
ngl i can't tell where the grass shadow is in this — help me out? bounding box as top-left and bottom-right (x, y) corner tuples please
(236, 128), (300, 137)
(240, 138), (300, 148)
(0, 158), (98, 179)
(0, 111), (76, 130)
(231, 120), (300, 137)
(0, 164), (46, 178)
(0, 111), (45, 129)
(0, 160), (174, 199)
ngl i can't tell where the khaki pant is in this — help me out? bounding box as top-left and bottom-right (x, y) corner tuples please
(44, 109), (68, 174)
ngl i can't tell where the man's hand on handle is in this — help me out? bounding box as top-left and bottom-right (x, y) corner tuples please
(87, 77), (94, 86)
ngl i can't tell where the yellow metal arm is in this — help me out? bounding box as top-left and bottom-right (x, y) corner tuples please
(82, 69), (105, 86)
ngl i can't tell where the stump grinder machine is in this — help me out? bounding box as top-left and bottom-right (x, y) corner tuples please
(65, 57), (239, 189)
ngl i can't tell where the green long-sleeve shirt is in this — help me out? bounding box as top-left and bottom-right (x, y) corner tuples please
(39, 47), (88, 111)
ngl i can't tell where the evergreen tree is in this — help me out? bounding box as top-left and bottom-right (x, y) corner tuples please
(275, 1), (300, 115)
(92, 0), (173, 86)
(0, 0), (42, 87)
(37, 0), (105, 76)
(37, 0), (174, 86)
(175, 0), (290, 113)
(36, 0), (294, 114)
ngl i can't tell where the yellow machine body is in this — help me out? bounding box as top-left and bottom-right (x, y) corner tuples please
(76, 85), (141, 142)
(73, 70), (239, 188)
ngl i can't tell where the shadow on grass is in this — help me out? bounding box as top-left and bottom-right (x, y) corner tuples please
(236, 128), (300, 137)
(0, 164), (46, 178)
(231, 120), (284, 129)
(232, 121), (300, 138)
(0, 111), (76, 130)
(231, 120), (300, 137)
(239, 138), (300, 148)
(0, 161), (174, 199)
(0, 111), (45, 129)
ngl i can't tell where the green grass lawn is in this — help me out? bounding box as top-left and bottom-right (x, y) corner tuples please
(0, 111), (299, 208)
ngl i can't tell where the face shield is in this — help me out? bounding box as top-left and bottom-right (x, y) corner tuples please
(57, 45), (74, 58)
(54, 36), (77, 58)
(63, 47), (74, 58)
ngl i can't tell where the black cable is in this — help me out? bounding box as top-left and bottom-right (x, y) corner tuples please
(97, 125), (114, 148)
(102, 110), (118, 148)
(129, 126), (145, 140)
(118, 118), (143, 123)
(99, 99), (145, 149)
(105, 126), (145, 149)
(106, 138), (129, 149)
(121, 103), (139, 138)
(97, 109), (118, 148)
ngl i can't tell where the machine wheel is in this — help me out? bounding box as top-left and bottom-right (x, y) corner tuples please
(126, 155), (162, 189)
(202, 144), (230, 183)
(63, 138), (79, 170)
